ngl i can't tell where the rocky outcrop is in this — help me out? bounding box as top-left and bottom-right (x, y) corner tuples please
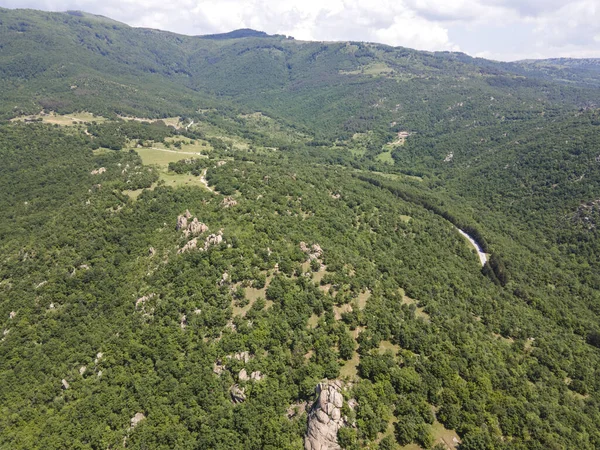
(251, 371), (264, 381)
(230, 384), (246, 404)
(305, 381), (345, 450)
(239, 369), (250, 381)
(130, 412), (145, 428)
(176, 214), (188, 231)
(222, 197), (238, 208)
(178, 238), (198, 254)
(203, 231), (223, 251)
(185, 218), (209, 237)
(61, 379), (70, 390)
(90, 167), (106, 175)
(300, 242), (323, 260)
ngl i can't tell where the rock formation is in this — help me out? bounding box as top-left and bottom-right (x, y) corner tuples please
(239, 369), (250, 381)
(130, 412), (145, 428)
(222, 197), (238, 208)
(300, 242), (324, 260)
(251, 371), (264, 381)
(178, 238), (198, 254)
(90, 167), (106, 175)
(305, 381), (345, 450)
(176, 214), (188, 231)
(203, 231), (223, 251)
(230, 384), (246, 404)
(185, 217), (209, 236)
(61, 379), (70, 390)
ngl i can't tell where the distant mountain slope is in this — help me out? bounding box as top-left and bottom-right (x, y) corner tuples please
(199, 28), (280, 40)
(1, 7), (599, 140)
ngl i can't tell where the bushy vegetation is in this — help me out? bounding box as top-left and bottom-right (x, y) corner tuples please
(1, 7), (600, 450)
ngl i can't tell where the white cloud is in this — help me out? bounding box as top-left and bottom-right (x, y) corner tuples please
(1, 0), (599, 59)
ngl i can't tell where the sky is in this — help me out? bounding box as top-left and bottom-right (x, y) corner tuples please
(1, 0), (599, 61)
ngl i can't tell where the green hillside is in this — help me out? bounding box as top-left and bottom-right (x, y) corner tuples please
(1, 7), (600, 450)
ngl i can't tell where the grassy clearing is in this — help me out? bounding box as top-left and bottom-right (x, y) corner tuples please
(341, 62), (394, 76)
(339, 351), (360, 379)
(134, 147), (206, 166)
(307, 314), (320, 329)
(401, 289), (430, 322)
(334, 303), (352, 320)
(356, 290), (371, 309)
(123, 183), (157, 199)
(12, 112), (107, 125)
(378, 340), (400, 355)
(376, 150), (395, 164)
(431, 420), (461, 449)
(118, 115), (182, 128)
(400, 215), (412, 223)
(160, 172), (210, 189)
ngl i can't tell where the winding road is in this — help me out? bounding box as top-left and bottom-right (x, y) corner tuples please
(457, 229), (488, 266)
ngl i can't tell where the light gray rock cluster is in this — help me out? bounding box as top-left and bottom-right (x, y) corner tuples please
(305, 381), (345, 450)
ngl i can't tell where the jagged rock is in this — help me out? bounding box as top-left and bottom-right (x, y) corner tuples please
(251, 371), (264, 381)
(176, 214), (188, 231)
(217, 160), (227, 167)
(230, 384), (246, 404)
(148, 247), (156, 257)
(305, 381), (345, 450)
(186, 218), (209, 236)
(222, 197), (238, 208)
(213, 360), (225, 375)
(61, 379), (70, 390)
(90, 167), (106, 175)
(130, 412), (145, 428)
(226, 351), (251, 363)
(95, 352), (103, 364)
(180, 314), (187, 329)
(239, 369), (250, 381)
(311, 244), (323, 258)
(79, 366), (86, 376)
(202, 232), (223, 251)
(184, 209), (192, 219)
(194, 308), (202, 315)
(219, 272), (229, 286)
(9, 311), (16, 319)
(178, 238), (198, 254)
(300, 242), (323, 260)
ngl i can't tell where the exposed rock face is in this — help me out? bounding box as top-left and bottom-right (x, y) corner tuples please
(176, 214), (188, 231)
(61, 379), (70, 390)
(130, 412), (145, 428)
(222, 197), (238, 208)
(148, 247), (156, 257)
(251, 371), (264, 381)
(230, 384), (246, 404)
(90, 167), (106, 175)
(203, 232), (223, 251)
(185, 218), (209, 236)
(178, 238), (198, 254)
(300, 242), (323, 260)
(239, 369), (250, 381)
(305, 381), (345, 450)
(9, 311), (16, 319)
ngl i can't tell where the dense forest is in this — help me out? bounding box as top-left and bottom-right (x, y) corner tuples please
(1, 7), (600, 450)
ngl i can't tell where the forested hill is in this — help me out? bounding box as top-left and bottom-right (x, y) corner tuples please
(2, 6), (600, 450)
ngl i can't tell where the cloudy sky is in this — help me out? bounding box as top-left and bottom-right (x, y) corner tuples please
(1, 0), (599, 61)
